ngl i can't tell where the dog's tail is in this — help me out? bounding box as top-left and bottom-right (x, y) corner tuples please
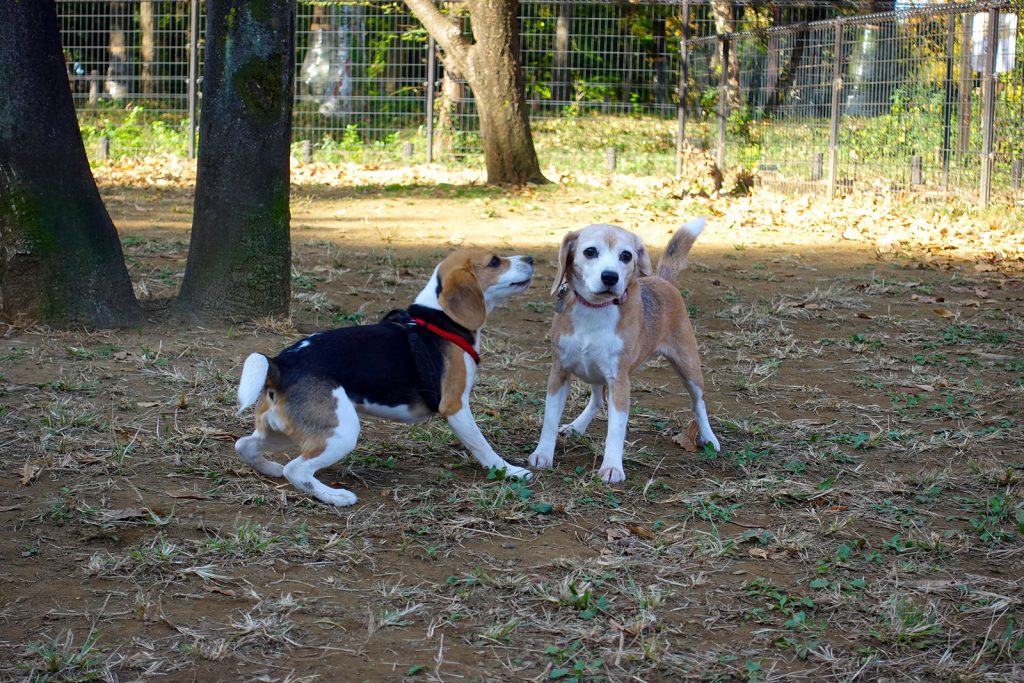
(656, 217), (706, 283)
(237, 353), (272, 416)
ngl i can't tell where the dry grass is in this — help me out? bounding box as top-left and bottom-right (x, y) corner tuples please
(0, 173), (1021, 681)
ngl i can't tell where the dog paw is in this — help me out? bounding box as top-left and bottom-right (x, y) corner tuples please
(253, 460), (284, 478)
(314, 486), (358, 507)
(558, 422), (584, 436)
(503, 464), (534, 481)
(701, 432), (722, 452)
(528, 450), (554, 469)
(599, 465), (626, 484)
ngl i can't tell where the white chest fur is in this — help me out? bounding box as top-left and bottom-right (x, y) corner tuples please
(555, 305), (623, 384)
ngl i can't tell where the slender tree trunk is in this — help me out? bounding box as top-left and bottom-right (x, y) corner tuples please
(177, 0), (295, 321)
(140, 0), (156, 95)
(433, 64), (465, 159)
(652, 16), (667, 105)
(404, 0), (547, 184)
(106, 0), (131, 99)
(711, 0), (741, 107)
(551, 0), (574, 106)
(0, 0), (141, 327)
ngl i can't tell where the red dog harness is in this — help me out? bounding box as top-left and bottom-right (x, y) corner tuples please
(410, 317), (480, 364)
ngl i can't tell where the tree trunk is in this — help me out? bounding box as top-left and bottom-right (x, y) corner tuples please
(106, 0), (132, 99)
(551, 0), (574, 106)
(433, 64), (465, 159)
(404, 0), (547, 185)
(0, 0), (141, 328)
(140, 0), (156, 95)
(711, 0), (741, 108)
(177, 0), (295, 321)
(652, 16), (667, 105)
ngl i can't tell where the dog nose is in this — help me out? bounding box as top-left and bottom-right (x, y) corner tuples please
(601, 271), (619, 286)
(524, 256), (534, 265)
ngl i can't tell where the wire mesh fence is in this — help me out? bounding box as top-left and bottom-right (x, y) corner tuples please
(687, 1), (1023, 205)
(55, 1), (1022, 205)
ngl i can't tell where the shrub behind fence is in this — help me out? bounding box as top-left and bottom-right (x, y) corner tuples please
(56, 0), (1022, 205)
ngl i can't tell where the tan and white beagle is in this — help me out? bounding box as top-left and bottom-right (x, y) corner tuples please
(529, 218), (720, 482)
(235, 249), (534, 506)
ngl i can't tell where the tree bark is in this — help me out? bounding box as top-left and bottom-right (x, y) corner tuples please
(177, 0), (295, 321)
(711, 0), (741, 108)
(0, 0), (141, 328)
(404, 0), (547, 184)
(106, 0), (132, 99)
(551, 0), (574, 106)
(433, 63), (465, 159)
(140, 0), (156, 96)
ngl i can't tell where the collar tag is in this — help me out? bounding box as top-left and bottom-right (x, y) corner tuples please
(554, 283), (569, 314)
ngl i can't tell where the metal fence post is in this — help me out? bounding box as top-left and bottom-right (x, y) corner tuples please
(717, 34), (729, 172)
(426, 35), (436, 164)
(979, 7), (999, 207)
(187, 0), (199, 160)
(676, 0), (690, 178)
(827, 20), (843, 199)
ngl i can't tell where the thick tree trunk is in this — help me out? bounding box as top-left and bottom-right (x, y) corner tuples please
(0, 0), (141, 328)
(177, 0), (295, 321)
(404, 0), (547, 185)
(464, 0), (544, 184)
(551, 0), (574, 106)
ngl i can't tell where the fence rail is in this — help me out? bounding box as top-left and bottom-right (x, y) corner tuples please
(56, 1), (1023, 205)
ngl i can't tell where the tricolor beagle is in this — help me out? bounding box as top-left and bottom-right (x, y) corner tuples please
(528, 218), (720, 483)
(235, 249), (534, 506)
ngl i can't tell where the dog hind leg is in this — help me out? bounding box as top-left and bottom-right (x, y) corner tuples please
(282, 388), (361, 506)
(235, 429), (293, 478)
(662, 331), (720, 452)
(559, 383), (604, 436)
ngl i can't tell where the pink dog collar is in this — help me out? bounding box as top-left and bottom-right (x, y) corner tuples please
(574, 287), (628, 308)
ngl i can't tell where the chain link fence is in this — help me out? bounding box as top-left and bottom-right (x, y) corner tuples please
(56, 1), (1022, 204)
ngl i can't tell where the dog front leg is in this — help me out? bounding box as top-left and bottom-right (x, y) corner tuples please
(447, 407), (532, 480)
(598, 377), (631, 483)
(528, 367), (572, 469)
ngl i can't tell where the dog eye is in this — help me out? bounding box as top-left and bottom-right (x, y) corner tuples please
(583, 247), (598, 259)
(488, 255), (501, 268)
(620, 251), (633, 263)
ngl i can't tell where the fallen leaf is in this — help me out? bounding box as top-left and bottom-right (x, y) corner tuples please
(932, 307), (955, 318)
(99, 507), (149, 523)
(671, 421), (701, 452)
(202, 585), (237, 598)
(627, 524), (655, 540)
(748, 547), (770, 560)
(20, 460), (41, 486)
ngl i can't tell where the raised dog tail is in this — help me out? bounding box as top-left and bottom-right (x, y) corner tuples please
(237, 353), (272, 415)
(656, 216), (706, 283)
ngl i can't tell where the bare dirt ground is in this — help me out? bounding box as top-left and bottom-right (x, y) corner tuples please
(1, 161), (1022, 682)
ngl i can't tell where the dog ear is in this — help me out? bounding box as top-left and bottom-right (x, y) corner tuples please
(552, 230), (579, 295)
(633, 234), (653, 277)
(439, 258), (487, 330)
